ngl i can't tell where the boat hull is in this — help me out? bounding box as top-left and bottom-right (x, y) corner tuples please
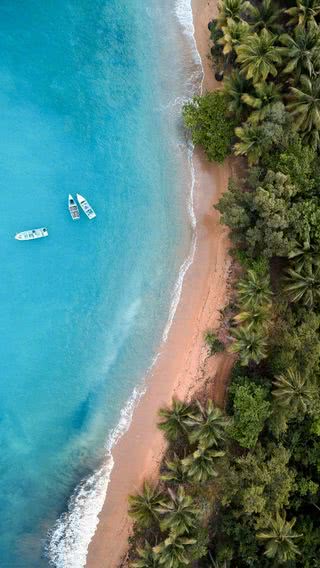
(76, 193), (96, 219)
(15, 228), (48, 241)
(68, 194), (80, 220)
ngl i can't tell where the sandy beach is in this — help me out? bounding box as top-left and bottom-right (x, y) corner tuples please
(86, 0), (233, 565)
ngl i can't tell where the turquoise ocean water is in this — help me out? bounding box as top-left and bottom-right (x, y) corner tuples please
(0, 1), (201, 566)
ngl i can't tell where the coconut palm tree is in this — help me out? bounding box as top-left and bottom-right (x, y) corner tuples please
(219, 18), (250, 55)
(234, 303), (270, 330)
(257, 512), (301, 563)
(236, 28), (282, 83)
(286, 0), (320, 27)
(284, 262), (320, 307)
(217, 0), (251, 27)
(272, 368), (313, 414)
(280, 25), (320, 80)
(182, 445), (225, 483)
(237, 268), (272, 309)
(288, 240), (320, 272)
(287, 75), (320, 143)
(229, 325), (268, 366)
(234, 123), (267, 164)
(158, 399), (195, 442)
(186, 400), (228, 447)
(223, 69), (252, 118)
(247, 0), (283, 33)
(153, 532), (196, 568)
(128, 482), (165, 528)
(132, 542), (160, 568)
(242, 81), (281, 123)
(160, 454), (188, 484)
(157, 487), (198, 535)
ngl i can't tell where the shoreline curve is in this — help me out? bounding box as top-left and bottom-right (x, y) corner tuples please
(84, 0), (234, 566)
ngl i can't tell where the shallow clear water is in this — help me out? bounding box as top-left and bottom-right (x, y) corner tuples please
(0, 1), (200, 566)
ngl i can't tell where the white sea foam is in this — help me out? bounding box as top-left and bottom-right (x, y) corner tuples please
(47, 385), (146, 568)
(47, 1), (204, 566)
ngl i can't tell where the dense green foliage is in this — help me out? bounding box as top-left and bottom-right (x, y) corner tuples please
(127, 0), (320, 565)
(183, 92), (235, 163)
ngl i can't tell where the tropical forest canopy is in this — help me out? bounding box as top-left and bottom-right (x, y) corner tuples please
(127, 1), (320, 566)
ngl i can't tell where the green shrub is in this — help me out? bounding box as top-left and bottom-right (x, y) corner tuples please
(204, 331), (225, 355)
(183, 92), (235, 163)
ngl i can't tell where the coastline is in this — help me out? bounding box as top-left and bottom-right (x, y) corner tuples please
(86, 0), (234, 566)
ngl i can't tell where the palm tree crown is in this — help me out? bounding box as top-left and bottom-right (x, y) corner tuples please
(236, 28), (282, 83)
(229, 325), (268, 366)
(128, 482), (165, 528)
(182, 445), (225, 483)
(234, 303), (270, 330)
(186, 400), (228, 447)
(280, 25), (320, 79)
(218, 0), (251, 27)
(153, 532), (196, 568)
(132, 542), (160, 568)
(284, 262), (320, 307)
(287, 74), (320, 134)
(247, 0), (282, 33)
(158, 399), (195, 442)
(272, 368), (313, 414)
(288, 240), (320, 272)
(237, 268), (272, 308)
(219, 18), (250, 55)
(223, 69), (252, 118)
(242, 82), (281, 123)
(257, 512), (301, 563)
(157, 487), (198, 535)
(234, 123), (267, 164)
(160, 454), (188, 484)
(286, 0), (320, 27)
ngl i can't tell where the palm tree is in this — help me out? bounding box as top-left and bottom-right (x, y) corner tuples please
(287, 75), (320, 143)
(219, 18), (250, 56)
(247, 0), (282, 33)
(217, 0), (251, 27)
(257, 512), (301, 563)
(128, 481), (165, 528)
(160, 454), (188, 484)
(242, 82), (281, 123)
(132, 542), (160, 568)
(223, 69), (252, 118)
(237, 268), (272, 309)
(229, 325), (268, 366)
(272, 368), (313, 415)
(153, 532), (196, 568)
(288, 240), (320, 272)
(182, 445), (225, 483)
(280, 25), (320, 79)
(284, 262), (320, 307)
(286, 0), (320, 27)
(186, 400), (228, 447)
(234, 303), (270, 330)
(234, 123), (267, 164)
(158, 399), (195, 442)
(236, 28), (282, 83)
(157, 487), (198, 536)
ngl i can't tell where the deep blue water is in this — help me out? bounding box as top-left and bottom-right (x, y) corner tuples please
(0, 1), (199, 566)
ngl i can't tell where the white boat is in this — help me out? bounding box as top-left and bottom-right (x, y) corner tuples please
(76, 193), (96, 219)
(15, 227), (48, 241)
(68, 194), (80, 220)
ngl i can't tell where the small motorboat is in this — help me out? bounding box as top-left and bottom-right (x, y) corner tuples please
(76, 193), (96, 219)
(15, 228), (48, 241)
(68, 194), (80, 220)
